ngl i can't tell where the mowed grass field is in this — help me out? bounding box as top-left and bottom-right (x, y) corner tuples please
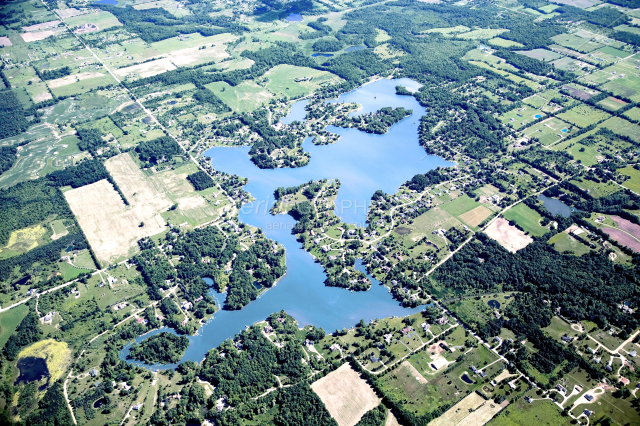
(556, 104), (610, 128)
(0, 304), (29, 348)
(619, 165), (640, 193)
(263, 65), (341, 98)
(488, 399), (571, 426)
(503, 203), (548, 237)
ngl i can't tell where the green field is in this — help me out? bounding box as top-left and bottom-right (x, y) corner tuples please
(619, 165), (640, 193)
(440, 194), (482, 217)
(548, 232), (591, 256)
(598, 96), (628, 111)
(205, 81), (274, 112)
(556, 104), (610, 128)
(0, 304), (29, 348)
(503, 203), (548, 236)
(488, 399), (571, 426)
(262, 65), (341, 99)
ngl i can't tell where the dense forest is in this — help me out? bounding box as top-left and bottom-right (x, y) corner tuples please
(3, 312), (42, 360)
(76, 128), (107, 153)
(433, 233), (640, 332)
(37, 66), (71, 81)
(0, 145), (18, 175)
(135, 136), (182, 165)
(186, 170), (215, 190)
(0, 90), (28, 140)
(341, 107), (412, 134)
(128, 332), (189, 364)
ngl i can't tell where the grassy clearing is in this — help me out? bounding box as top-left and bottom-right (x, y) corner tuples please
(549, 232), (592, 256)
(205, 81), (274, 112)
(619, 165), (640, 193)
(262, 64), (340, 98)
(440, 194), (481, 217)
(556, 104), (610, 128)
(503, 203), (547, 237)
(0, 304), (29, 348)
(0, 224), (49, 260)
(488, 399), (571, 426)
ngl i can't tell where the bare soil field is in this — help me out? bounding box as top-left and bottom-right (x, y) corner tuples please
(47, 72), (105, 88)
(494, 369), (518, 384)
(562, 84), (596, 101)
(429, 392), (504, 426)
(485, 218), (533, 253)
(114, 58), (177, 79)
(402, 360), (428, 384)
(167, 43), (232, 66)
(610, 215), (640, 239)
(33, 91), (53, 102)
(55, 7), (88, 18)
(66, 154), (173, 265)
(22, 20), (60, 31)
(459, 205), (492, 228)
(0, 36), (12, 47)
(311, 363), (381, 426)
(601, 228), (640, 253)
(20, 29), (65, 42)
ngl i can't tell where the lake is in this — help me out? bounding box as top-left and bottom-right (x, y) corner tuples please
(122, 78), (452, 368)
(280, 99), (309, 124)
(15, 356), (49, 386)
(286, 13), (303, 22)
(93, 0), (118, 4)
(538, 194), (575, 218)
(312, 53), (334, 57)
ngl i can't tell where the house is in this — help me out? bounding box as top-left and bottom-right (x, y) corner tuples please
(421, 323), (430, 332)
(629, 350), (637, 357)
(27, 289), (37, 296)
(89, 368), (98, 377)
(508, 382), (516, 389)
(556, 384), (566, 393)
(584, 394), (594, 402)
(181, 318), (188, 325)
(494, 336), (502, 344)
(304, 339), (314, 347)
(584, 409), (592, 416)
(383, 333), (393, 344)
(561, 336), (573, 343)
(330, 343), (341, 352)
(525, 396), (533, 403)
(401, 326), (414, 335)
(132, 403), (143, 411)
(234, 341), (243, 350)
(436, 316), (449, 325)
(181, 301), (193, 310)
(264, 326), (273, 333)
(605, 364), (613, 372)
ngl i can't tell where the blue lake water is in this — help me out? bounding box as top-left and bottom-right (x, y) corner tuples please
(94, 0), (118, 4)
(534, 114), (542, 119)
(280, 99), (309, 124)
(538, 194), (575, 218)
(122, 79), (451, 368)
(286, 13), (303, 21)
(345, 46), (366, 52)
(312, 53), (334, 57)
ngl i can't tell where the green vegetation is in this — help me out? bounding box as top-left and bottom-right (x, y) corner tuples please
(129, 332), (190, 364)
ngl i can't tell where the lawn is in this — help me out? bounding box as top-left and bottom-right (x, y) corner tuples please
(263, 64), (341, 99)
(554, 140), (599, 166)
(542, 316), (577, 342)
(488, 399), (572, 426)
(440, 194), (481, 217)
(0, 304), (29, 348)
(548, 232), (592, 256)
(619, 165), (640, 193)
(521, 117), (573, 146)
(503, 203), (548, 237)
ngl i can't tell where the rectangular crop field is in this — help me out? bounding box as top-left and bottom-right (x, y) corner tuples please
(600, 116), (640, 143)
(311, 363), (380, 426)
(619, 165), (640, 193)
(0, 304), (29, 348)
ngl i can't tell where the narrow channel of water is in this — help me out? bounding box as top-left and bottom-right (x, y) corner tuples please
(121, 78), (452, 368)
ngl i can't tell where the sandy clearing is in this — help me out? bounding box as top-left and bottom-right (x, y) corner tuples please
(23, 20), (60, 31)
(34, 91), (53, 102)
(168, 42), (232, 66)
(311, 363), (381, 426)
(114, 57), (177, 79)
(429, 392), (504, 426)
(485, 217), (533, 253)
(0, 36), (12, 47)
(385, 409), (401, 426)
(47, 72), (105, 88)
(493, 369), (518, 384)
(401, 360), (428, 384)
(20, 29), (65, 42)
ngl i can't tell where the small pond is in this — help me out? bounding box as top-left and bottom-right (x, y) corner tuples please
(93, 397), (107, 409)
(142, 116), (153, 124)
(562, 128), (568, 133)
(460, 373), (475, 384)
(253, 281), (263, 290)
(394, 227), (412, 235)
(15, 357), (49, 386)
(123, 104), (140, 113)
(312, 53), (334, 57)
(286, 13), (303, 21)
(487, 299), (501, 309)
(345, 45), (366, 52)
(534, 114), (542, 119)
(538, 194), (575, 218)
